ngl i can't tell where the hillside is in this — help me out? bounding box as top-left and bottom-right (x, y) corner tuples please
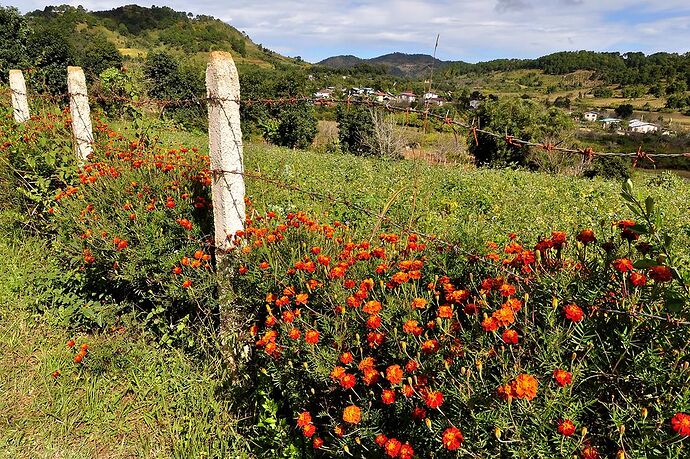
(25, 4), (303, 69)
(319, 52), (446, 77)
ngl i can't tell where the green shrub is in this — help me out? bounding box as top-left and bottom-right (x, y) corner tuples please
(584, 156), (632, 180)
(335, 105), (374, 156)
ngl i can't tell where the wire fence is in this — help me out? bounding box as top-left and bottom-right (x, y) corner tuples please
(4, 87), (690, 166)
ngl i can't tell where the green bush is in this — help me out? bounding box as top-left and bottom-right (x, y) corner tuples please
(335, 105), (373, 155)
(584, 156), (632, 180)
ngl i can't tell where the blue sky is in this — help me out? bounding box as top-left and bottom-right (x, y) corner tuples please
(11, 0), (690, 62)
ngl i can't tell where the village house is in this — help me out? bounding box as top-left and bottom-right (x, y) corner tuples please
(314, 88), (334, 100)
(599, 117), (622, 129)
(628, 119), (660, 134)
(582, 111), (598, 122)
(397, 91), (417, 104)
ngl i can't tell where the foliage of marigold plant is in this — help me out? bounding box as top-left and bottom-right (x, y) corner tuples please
(231, 181), (690, 458)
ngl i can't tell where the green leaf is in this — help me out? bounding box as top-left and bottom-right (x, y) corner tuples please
(630, 224), (648, 235)
(664, 291), (685, 313)
(645, 196), (655, 215)
(633, 259), (657, 269)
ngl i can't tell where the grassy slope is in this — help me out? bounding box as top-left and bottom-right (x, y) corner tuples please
(0, 233), (248, 458)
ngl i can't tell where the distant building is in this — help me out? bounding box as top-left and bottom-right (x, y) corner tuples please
(397, 92), (417, 103)
(373, 90), (388, 103)
(314, 88), (334, 100)
(583, 111), (598, 122)
(425, 97), (446, 106)
(423, 92), (439, 100)
(599, 117), (622, 129)
(628, 119), (659, 134)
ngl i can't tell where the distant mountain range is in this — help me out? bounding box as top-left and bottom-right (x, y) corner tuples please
(318, 52), (447, 78)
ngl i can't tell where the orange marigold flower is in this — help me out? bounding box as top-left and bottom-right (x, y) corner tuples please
(402, 384), (415, 398)
(363, 300), (382, 315)
(576, 229), (596, 244)
(340, 352), (353, 365)
(504, 298), (523, 312)
(405, 360), (418, 373)
(403, 320), (423, 336)
(339, 373), (356, 389)
(333, 424), (345, 437)
(553, 369), (572, 387)
(442, 426), (464, 451)
(612, 258), (634, 273)
(304, 329), (320, 345)
(363, 368), (380, 386)
(630, 271), (647, 286)
(497, 383), (514, 400)
(391, 271), (409, 285)
(649, 265), (673, 283)
(411, 297), (428, 309)
(499, 284), (516, 297)
(564, 303), (584, 322)
(182, 279), (192, 288)
(381, 389), (396, 405)
(671, 412), (690, 436)
(386, 365), (404, 385)
(384, 438), (401, 458)
(366, 314), (382, 329)
(502, 329), (519, 345)
(342, 405), (361, 424)
(375, 434), (388, 447)
(288, 328), (301, 340)
(424, 390), (444, 409)
(358, 357), (376, 371)
(581, 445), (600, 459)
(312, 437), (324, 449)
(512, 374), (538, 400)
(399, 443), (414, 459)
(482, 316), (499, 332)
(558, 419), (576, 436)
(492, 306), (515, 327)
(438, 305), (453, 319)
(66, 339), (76, 348)
(421, 339), (439, 354)
(297, 411), (312, 428)
(295, 293), (309, 305)
(330, 366), (346, 380)
(302, 423), (316, 438)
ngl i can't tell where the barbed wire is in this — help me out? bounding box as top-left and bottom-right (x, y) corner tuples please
(3, 87), (690, 164)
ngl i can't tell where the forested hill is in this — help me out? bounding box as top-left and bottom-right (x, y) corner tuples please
(319, 50), (690, 85)
(19, 4), (302, 69)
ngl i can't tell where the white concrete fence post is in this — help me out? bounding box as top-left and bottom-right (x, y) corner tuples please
(67, 66), (94, 162)
(206, 51), (245, 372)
(9, 70), (30, 123)
(206, 51), (245, 253)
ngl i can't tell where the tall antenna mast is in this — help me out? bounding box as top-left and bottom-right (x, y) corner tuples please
(427, 34), (440, 97)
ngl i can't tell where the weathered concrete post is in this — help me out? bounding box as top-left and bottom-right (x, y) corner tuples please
(67, 66), (93, 162)
(206, 51), (245, 372)
(9, 70), (30, 123)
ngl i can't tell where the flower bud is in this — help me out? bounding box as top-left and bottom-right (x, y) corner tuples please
(425, 418), (432, 430)
(619, 425), (625, 435)
(401, 341), (407, 352)
(571, 352), (577, 361)
(476, 360), (483, 372)
(581, 427), (588, 437)
(552, 298), (558, 309)
(616, 450), (625, 459)
(495, 427), (502, 440)
(641, 407), (648, 419)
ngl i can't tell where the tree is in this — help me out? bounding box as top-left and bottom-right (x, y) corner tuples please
(468, 96), (574, 167)
(336, 105), (374, 156)
(0, 7), (30, 83)
(79, 36), (123, 79)
(26, 26), (75, 94)
(269, 103), (317, 149)
(615, 104), (634, 119)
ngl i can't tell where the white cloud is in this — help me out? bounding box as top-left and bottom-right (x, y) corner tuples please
(11, 0), (690, 62)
